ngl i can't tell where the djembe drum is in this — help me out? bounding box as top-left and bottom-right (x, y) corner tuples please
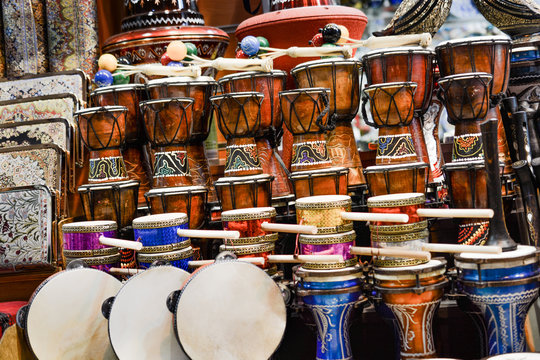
(139, 97), (194, 188)
(362, 47), (435, 180)
(218, 71), (294, 214)
(291, 58), (367, 189)
(295, 265), (365, 360)
(443, 160), (489, 245)
(146, 76), (218, 201)
(437, 73), (493, 162)
(374, 259), (448, 359)
(214, 174), (274, 211)
(364, 162), (428, 196)
(75, 106), (129, 183)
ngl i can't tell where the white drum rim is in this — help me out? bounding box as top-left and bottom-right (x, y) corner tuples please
(437, 35), (512, 48)
(291, 57), (361, 73)
(458, 244), (536, 260)
(367, 192), (425, 207)
(90, 83), (145, 95)
(295, 264), (362, 279)
(218, 70), (287, 82)
(75, 105), (128, 115)
(133, 212), (188, 229)
(62, 220), (117, 233)
(364, 81), (418, 91)
(146, 185), (207, 195)
(363, 46), (435, 58)
(374, 259), (446, 281)
(278, 87), (330, 96)
(146, 76), (216, 86)
(295, 194), (351, 208)
(139, 97), (194, 106)
(175, 261), (286, 360)
(485, 353), (540, 359)
(442, 160), (485, 170)
(108, 265), (190, 360)
(209, 91), (264, 102)
(365, 161), (428, 171)
(289, 166), (349, 177)
(438, 72), (493, 83)
(215, 173), (273, 183)
(78, 179), (140, 191)
(221, 207), (277, 221)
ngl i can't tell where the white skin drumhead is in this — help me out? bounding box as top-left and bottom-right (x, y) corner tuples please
(175, 261), (287, 360)
(26, 268), (122, 360)
(108, 266), (190, 360)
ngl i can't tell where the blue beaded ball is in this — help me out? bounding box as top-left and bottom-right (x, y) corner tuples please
(167, 61), (184, 68)
(240, 36), (260, 56)
(94, 69), (114, 87)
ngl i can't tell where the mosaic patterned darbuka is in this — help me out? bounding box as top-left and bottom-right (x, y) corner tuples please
(0, 185), (54, 269)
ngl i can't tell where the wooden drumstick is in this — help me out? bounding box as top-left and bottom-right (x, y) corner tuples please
(350, 246), (431, 260)
(177, 229), (240, 239)
(261, 222), (317, 234)
(421, 243), (502, 254)
(417, 208), (494, 219)
(266, 254), (344, 263)
(109, 267), (144, 275)
(116, 63), (202, 77)
(341, 212), (409, 223)
(259, 45), (353, 59)
(348, 33), (432, 49)
(99, 235), (143, 251)
(188, 257), (266, 268)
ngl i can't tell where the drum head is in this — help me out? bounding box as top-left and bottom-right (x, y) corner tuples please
(175, 261), (286, 360)
(26, 268), (122, 360)
(485, 354), (540, 359)
(108, 266), (190, 360)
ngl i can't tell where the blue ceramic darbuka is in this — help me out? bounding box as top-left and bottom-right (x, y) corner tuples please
(133, 213), (189, 248)
(296, 266), (364, 360)
(455, 245), (540, 356)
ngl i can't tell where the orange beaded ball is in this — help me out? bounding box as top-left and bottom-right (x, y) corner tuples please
(167, 41), (188, 61)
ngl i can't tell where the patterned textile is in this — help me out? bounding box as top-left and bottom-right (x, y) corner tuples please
(0, 94), (78, 125)
(0, 119), (71, 152)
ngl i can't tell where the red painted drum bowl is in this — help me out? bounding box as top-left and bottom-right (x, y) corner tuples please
(221, 207), (277, 238)
(103, 26), (229, 75)
(236, 6), (367, 87)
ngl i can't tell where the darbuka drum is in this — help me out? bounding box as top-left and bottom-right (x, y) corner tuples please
(107, 265), (190, 360)
(219, 242), (275, 269)
(374, 259), (448, 359)
(214, 174), (273, 211)
(62, 220), (117, 255)
(371, 229), (430, 267)
(172, 261), (286, 359)
(435, 36), (511, 97)
(18, 267), (122, 359)
(367, 193), (425, 226)
(364, 162), (428, 196)
(78, 180), (139, 231)
(299, 230), (357, 269)
(295, 195), (353, 234)
(289, 166), (349, 199)
(455, 246), (540, 355)
(221, 207), (277, 238)
(443, 160), (489, 245)
(145, 185), (207, 229)
(137, 246), (194, 271)
(64, 253), (121, 273)
(296, 265), (364, 360)
(133, 213), (190, 253)
(75, 106), (129, 183)
(90, 84), (145, 143)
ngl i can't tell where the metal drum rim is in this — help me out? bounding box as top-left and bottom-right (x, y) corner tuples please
(374, 259), (447, 279)
(367, 192), (425, 207)
(221, 206), (277, 221)
(299, 230), (356, 244)
(133, 212), (189, 229)
(137, 246), (194, 262)
(219, 242), (275, 255)
(62, 220), (118, 233)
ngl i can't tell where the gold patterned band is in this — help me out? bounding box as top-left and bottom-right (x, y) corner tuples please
(370, 220), (428, 235)
(219, 242), (275, 255)
(137, 247), (194, 263)
(63, 247), (119, 258)
(65, 253), (121, 266)
(138, 239), (191, 254)
(224, 233), (279, 245)
(301, 258), (358, 270)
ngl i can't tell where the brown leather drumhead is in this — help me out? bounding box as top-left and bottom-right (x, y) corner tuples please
(175, 261), (286, 360)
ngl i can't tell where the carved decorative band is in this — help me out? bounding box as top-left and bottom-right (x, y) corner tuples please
(377, 133), (416, 160)
(89, 156), (128, 182)
(225, 143), (262, 175)
(292, 141), (332, 169)
(153, 150), (190, 178)
(453, 133), (484, 161)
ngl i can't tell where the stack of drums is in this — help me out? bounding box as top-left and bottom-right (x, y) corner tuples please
(62, 221), (120, 272)
(220, 207), (279, 275)
(293, 194), (364, 360)
(133, 213), (194, 271)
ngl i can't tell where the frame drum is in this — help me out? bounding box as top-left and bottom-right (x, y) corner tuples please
(21, 268), (122, 359)
(107, 265), (190, 360)
(173, 261), (286, 359)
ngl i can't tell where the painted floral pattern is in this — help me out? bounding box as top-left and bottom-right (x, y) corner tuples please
(0, 120), (69, 151)
(0, 72), (86, 103)
(46, 0), (99, 77)
(1, 0), (48, 77)
(0, 186), (52, 268)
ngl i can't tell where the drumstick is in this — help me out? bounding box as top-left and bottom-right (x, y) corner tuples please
(266, 254), (344, 263)
(341, 212), (409, 223)
(350, 246), (431, 260)
(116, 63), (202, 77)
(99, 235), (143, 251)
(260, 222), (317, 234)
(345, 33), (432, 49)
(109, 267), (145, 275)
(188, 257), (266, 268)
(177, 229), (240, 239)
(416, 208), (494, 219)
(259, 45), (354, 59)
(421, 243), (502, 254)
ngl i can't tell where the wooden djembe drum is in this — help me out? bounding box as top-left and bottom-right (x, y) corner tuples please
(291, 58), (367, 204)
(279, 88), (349, 199)
(219, 70), (294, 219)
(211, 92), (274, 211)
(362, 82), (429, 196)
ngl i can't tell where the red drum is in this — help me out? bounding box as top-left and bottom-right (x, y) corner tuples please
(214, 174), (273, 211)
(367, 193), (425, 226)
(374, 259), (448, 359)
(289, 166), (349, 199)
(221, 207), (277, 238)
(295, 195), (353, 234)
(90, 84), (145, 144)
(144, 185), (208, 230)
(364, 162), (428, 196)
(219, 242), (275, 269)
